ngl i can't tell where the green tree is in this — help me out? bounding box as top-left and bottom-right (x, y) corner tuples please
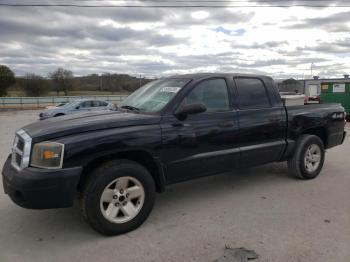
(279, 78), (302, 93)
(50, 68), (75, 96)
(282, 78), (299, 85)
(0, 65), (16, 96)
(20, 74), (50, 96)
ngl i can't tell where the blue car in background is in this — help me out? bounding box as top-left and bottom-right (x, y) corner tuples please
(39, 99), (115, 120)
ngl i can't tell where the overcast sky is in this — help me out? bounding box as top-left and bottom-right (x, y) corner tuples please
(0, 0), (349, 79)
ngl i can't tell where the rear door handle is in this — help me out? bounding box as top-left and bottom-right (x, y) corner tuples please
(269, 117), (280, 122)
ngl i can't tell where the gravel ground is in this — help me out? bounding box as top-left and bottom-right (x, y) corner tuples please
(0, 110), (349, 262)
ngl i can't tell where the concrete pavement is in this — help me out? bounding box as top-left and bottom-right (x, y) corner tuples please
(0, 110), (349, 262)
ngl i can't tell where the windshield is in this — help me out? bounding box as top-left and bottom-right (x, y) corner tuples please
(62, 100), (81, 109)
(120, 78), (190, 112)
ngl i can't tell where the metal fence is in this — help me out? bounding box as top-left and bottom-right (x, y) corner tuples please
(0, 95), (128, 110)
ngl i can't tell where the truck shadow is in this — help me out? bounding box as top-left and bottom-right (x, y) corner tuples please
(154, 162), (292, 214)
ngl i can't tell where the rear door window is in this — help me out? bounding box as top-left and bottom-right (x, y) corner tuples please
(235, 78), (271, 109)
(81, 101), (93, 108)
(93, 101), (107, 107)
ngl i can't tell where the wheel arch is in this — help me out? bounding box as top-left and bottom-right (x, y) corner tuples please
(301, 126), (328, 148)
(54, 113), (65, 117)
(78, 150), (166, 193)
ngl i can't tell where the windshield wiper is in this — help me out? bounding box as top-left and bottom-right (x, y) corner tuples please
(120, 105), (141, 112)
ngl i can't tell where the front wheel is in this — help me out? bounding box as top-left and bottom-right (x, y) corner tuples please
(287, 135), (325, 179)
(80, 160), (156, 235)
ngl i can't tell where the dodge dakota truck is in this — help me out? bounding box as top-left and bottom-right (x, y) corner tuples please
(2, 73), (346, 235)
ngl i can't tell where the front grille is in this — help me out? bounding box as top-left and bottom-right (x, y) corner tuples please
(11, 130), (32, 171)
(17, 138), (24, 151)
(15, 152), (22, 167)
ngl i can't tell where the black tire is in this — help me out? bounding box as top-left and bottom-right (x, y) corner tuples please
(287, 134), (325, 179)
(54, 113), (65, 117)
(80, 159), (156, 236)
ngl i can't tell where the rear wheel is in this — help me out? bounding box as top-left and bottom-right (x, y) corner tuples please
(80, 160), (156, 235)
(287, 135), (325, 179)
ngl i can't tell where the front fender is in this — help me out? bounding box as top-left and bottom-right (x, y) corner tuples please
(54, 125), (162, 168)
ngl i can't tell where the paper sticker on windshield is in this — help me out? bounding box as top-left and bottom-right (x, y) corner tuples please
(160, 87), (181, 93)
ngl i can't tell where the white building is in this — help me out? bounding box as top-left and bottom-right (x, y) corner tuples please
(278, 75), (350, 99)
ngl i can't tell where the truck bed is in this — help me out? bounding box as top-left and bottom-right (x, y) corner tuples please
(285, 103), (345, 149)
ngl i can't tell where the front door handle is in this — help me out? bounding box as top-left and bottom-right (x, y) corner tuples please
(172, 122), (184, 127)
(218, 121), (234, 128)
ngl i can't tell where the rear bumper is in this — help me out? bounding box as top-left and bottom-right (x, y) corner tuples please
(2, 155), (82, 209)
(327, 131), (347, 149)
(341, 131), (347, 144)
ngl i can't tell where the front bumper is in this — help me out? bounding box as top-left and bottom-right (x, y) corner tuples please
(39, 115), (51, 120)
(2, 155), (82, 209)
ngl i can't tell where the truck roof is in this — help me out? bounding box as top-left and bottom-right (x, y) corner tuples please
(167, 73), (273, 81)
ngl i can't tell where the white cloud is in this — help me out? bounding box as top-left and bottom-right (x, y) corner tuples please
(191, 10), (210, 20)
(0, 4), (349, 78)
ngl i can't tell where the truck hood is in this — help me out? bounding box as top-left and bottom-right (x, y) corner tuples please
(22, 111), (161, 141)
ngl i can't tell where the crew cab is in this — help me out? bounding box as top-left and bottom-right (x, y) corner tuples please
(2, 73), (346, 235)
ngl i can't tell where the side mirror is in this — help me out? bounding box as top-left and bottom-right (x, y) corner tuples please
(175, 103), (207, 119)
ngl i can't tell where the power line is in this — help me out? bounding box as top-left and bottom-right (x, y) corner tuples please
(72, 0), (350, 2)
(1, 3), (350, 7)
(2, 0), (350, 7)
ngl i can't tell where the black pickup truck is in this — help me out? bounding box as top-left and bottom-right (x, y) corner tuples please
(2, 73), (346, 235)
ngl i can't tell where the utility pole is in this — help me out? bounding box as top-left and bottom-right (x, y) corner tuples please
(99, 74), (103, 91)
(310, 63), (314, 78)
(139, 74), (142, 88)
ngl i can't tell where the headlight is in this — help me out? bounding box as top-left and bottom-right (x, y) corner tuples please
(30, 142), (64, 169)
